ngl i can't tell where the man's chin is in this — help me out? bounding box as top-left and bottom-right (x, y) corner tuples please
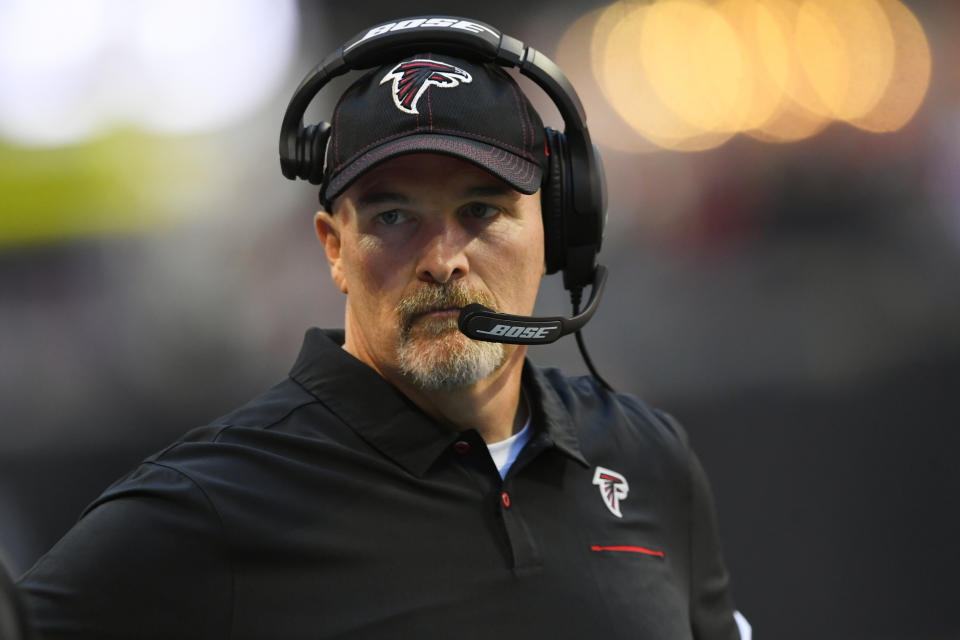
(402, 325), (477, 368)
(396, 323), (507, 391)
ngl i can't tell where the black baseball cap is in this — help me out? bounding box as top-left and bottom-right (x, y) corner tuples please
(320, 53), (547, 206)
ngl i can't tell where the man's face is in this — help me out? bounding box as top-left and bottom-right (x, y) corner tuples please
(315, 153), (545, 391)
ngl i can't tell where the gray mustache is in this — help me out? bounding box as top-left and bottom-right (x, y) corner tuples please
(397, 284), (494, 333)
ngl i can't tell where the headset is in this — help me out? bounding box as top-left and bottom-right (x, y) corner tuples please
(279, 16), (613, 390)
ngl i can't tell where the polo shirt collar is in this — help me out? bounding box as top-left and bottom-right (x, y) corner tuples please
(289, 328), (588, 477)
(522, 365), (590, 468)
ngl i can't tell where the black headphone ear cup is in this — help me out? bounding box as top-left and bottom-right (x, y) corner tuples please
(295, 125), (314, 180)
(541, 127), (566, 275)
(303, 122), (331, 185)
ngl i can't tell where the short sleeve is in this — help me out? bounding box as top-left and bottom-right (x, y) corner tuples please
(17, 462), (232, 640)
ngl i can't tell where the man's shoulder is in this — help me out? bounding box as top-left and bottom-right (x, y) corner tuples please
(149, 376), (319, 451)
(131, 376), (351, 485)
(85, 374), (359, 517)
(209, 376), (321, 432)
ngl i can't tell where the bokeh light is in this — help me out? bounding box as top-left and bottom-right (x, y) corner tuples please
(601, 2), (736, 151)
(851, 0), (932, 132)
(554, 7), (658, 154)
(641, 1), (745, 133)
(715, 0), (791, 132)
(793, 0), (895, 121)
(558, 0), (931, 152)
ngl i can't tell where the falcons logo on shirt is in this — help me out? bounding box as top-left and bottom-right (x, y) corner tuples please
(593, 466), (629, 518)
(379, 59), (472, 115)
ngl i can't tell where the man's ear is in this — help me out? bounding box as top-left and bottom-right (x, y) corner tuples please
(314, 210), (347, 294)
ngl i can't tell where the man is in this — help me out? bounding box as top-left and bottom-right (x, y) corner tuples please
(18, 46), (747, 639)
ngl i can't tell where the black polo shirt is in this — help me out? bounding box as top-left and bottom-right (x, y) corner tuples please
(18, 328), (740, 639)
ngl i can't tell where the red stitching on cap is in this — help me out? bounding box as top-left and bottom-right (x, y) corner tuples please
(507, 70), (537, 152)
(507, 79), (528, 153)
(427, 53), (433, 131)
(427, 78), (433, 131)
(523, 90), (537, 151)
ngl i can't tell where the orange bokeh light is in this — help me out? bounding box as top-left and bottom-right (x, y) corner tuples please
(558, 0), (931, 152)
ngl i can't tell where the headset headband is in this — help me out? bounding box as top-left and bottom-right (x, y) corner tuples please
(279, 16), (601, 219)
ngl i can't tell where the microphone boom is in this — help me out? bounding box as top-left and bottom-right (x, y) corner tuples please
(458, 265), (608, 345)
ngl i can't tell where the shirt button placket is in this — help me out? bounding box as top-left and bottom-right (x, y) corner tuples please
(497, 484), (541, 572)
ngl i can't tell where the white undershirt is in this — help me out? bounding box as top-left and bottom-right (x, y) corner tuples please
(486, 417), (532, 479)
(734, 611), (751, 639)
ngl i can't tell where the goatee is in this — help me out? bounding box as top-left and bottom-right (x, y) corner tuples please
(395, 283), (507, 390)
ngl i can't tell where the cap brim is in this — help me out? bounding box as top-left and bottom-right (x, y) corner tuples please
(324, 134), (543, 203)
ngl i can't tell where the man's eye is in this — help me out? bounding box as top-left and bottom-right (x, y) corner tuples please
(461, 202), (499, 219)
(375, 210), (407, 225)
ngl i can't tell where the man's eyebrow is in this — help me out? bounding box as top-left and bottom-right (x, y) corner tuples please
(355, 191), (410, 208)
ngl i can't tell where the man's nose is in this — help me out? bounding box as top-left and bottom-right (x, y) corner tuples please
(416, 221), (469, 284)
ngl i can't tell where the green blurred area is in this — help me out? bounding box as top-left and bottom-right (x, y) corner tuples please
(0, 131), (213, 248)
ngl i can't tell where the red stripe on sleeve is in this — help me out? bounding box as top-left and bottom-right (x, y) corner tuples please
(590, 545), (665, 558)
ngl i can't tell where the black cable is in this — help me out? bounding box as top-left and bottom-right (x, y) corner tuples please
(570, 287), (614, 393)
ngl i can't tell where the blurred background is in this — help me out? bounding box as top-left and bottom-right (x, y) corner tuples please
(1, 0), (958, 637)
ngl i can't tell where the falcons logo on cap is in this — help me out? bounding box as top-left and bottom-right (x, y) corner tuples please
(379, 59), (472, 115)
(593, 466), (629, 518)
